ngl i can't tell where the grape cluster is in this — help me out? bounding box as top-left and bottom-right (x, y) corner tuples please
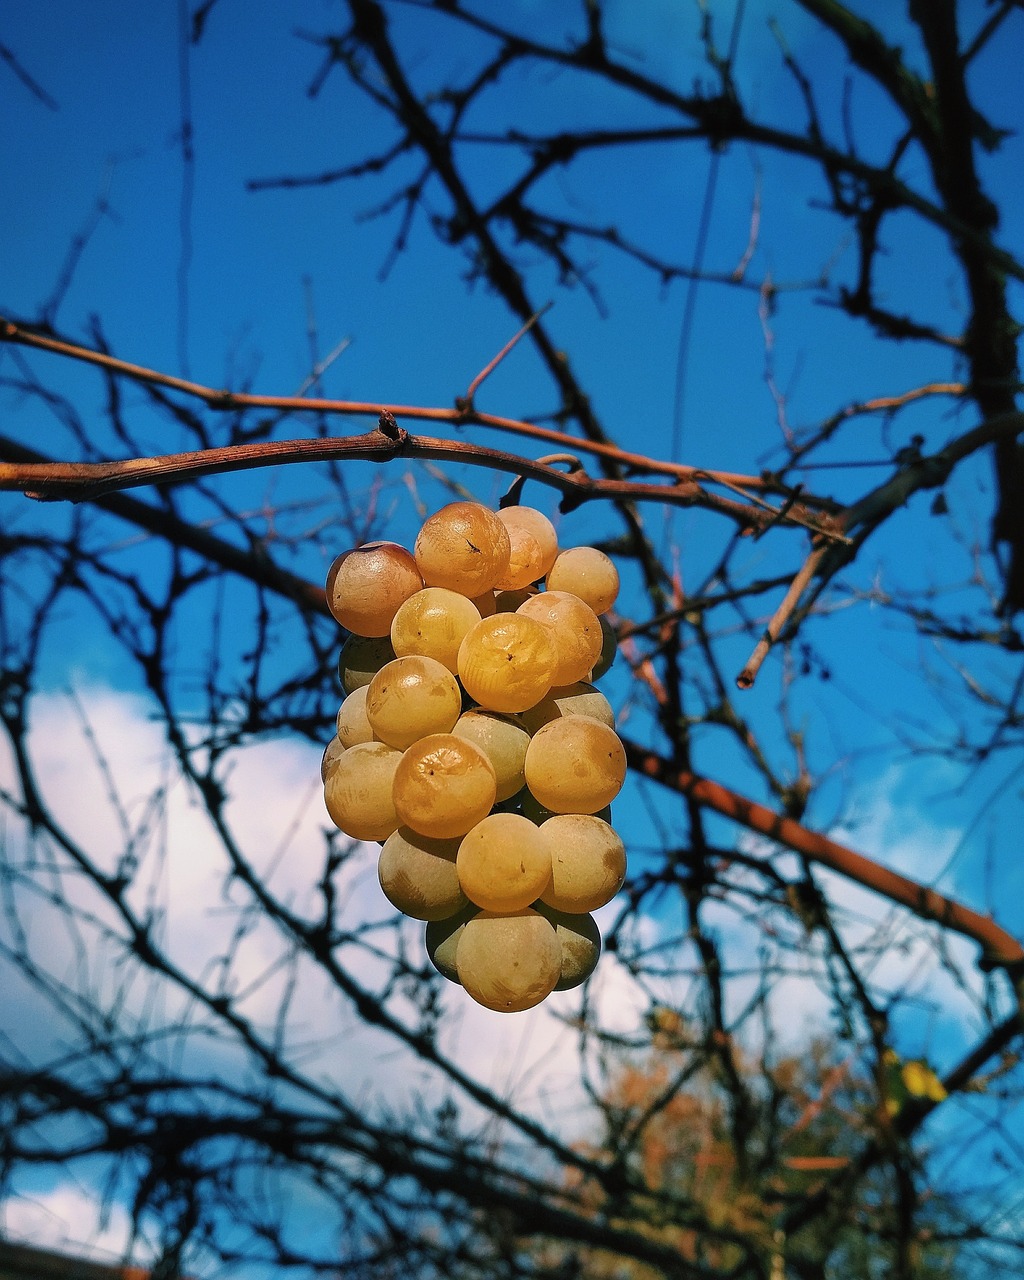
(321, 501), (627, 1013)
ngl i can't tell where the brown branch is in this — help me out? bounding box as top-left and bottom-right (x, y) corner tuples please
(0, 316), (843, 539)
(621, 736), (1024, 971)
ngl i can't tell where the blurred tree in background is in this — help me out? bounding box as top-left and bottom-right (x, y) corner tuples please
(1, 2), (1023, 1278)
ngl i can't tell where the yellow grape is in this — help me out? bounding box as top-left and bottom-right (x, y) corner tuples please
(456, 908), (562, 1013)
(457, 813), (552, 912)
(516, 591), (603, 686)
(425, 902), (479, 983)
(496, 506), (559, 579)
(524, 715), (626, 813)
(365, 656), (462, 750)
(519, 681), (615, 735)
(534, 902), (602, 991)
(392, 733), (497, 839)
(338, 635), (396, 695)
(537, 813), (626, 913)
(452, 710), (530, 802)
(336, 685), (377, 749)
(326, 542), (423, 637)
(321, 735), (347, 783)
(494, 525), (545, 591)
(391, 587), (482, 672)
(458, 612), (557, 713)
(323, 740), (403, 842)
(545, 546), (620, 615)
(414, 502), (511, 595)
(378, 827), (467, 921)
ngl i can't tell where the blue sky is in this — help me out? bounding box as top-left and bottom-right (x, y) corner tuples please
(3, 0), (1024, 1269)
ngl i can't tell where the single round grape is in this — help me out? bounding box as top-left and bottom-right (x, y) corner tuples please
(338, 634), (397, 694)
(414, 502), (511, 596)
(456, 908), (562, 1013)
(534, 902), (602, 991)
(516, 591), (603, 686)
(457, 613), (557, 713)
(366, 656), (462, 750)
(336, 685), (377, 749)
(321, 735), (347, 783)
(537, 813), (626, 913)
(545, 546), (620, 615)
(496, 506), (559, 579)
(494, 525), (545, 591)
(378, 827), (467, 921)
(425, 902), (479, 983)
(457, 813), (552, 912)
(524, 715), (626, 814)
(590, 614), (618, 681)
(393, 733), (497, 839)
(326, 542), (423, 637)
(323, 740), (403, 842)
(391, 587), (481, 673)
(452, 710), (530, 802)
(519, 681), (615, 735)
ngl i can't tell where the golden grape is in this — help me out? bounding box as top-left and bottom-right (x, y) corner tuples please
(534, 902), (602, 991)
(452, 709), (530, 802)
(392, 733), (497, 839)
(516, 591), (603, 686)
(326, 542), (423, 637)
(378, 827), (467, 921)
(523, 715), (626, 813)
(320, 735), (347, 783)
(457, 612), (557, 713)
(545, 546), (619, 614)
(336, 685), (377, 749)
(457, 813), (552, 912)
(537, 813), (626, 912)
(456, 909), (562, 1012)
(365, 656), (462, 750)
(391, 587), (481, 673)
(323, 740), (403, 842)
(414, 502), (511, 595)
(496, 506), (558, 579)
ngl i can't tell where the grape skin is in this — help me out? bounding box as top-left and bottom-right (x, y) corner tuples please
(516, 591), (603, 686)
(452, 710), (530, 802)
(457, 612), (557, 713)
(378, 827), (467, 921)
(393, 733), (497, 839)
(326, 542), (423, 637)
(456, 813), (552, 912)
(391, 587), (481, 673)
(523, 715), (626, 814)
(545, 546), (620, 615)
(414, 502), (512, 595)
(537, 813), (626, 913)
(365, 656), (462, 750)
(456, 909), (562, 1013)
(323, 740), (403, 842)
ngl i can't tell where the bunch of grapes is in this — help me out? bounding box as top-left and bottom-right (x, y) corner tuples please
(321, 501), (627, 1013)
